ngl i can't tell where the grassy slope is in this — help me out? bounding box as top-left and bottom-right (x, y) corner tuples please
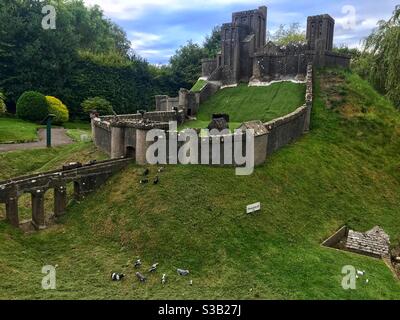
(0, 118), (92, 144)
(0, 70), (400, 299)
(0, 118), (39, 143)
(182, 82), (305, 130)
(191, 79), (207, 92)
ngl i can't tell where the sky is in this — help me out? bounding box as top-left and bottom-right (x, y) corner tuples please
(83, 0), (398, 65)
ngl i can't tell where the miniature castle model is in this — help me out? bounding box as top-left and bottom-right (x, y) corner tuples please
(202, 7), (350, 84)
(90, 5), (347, 166)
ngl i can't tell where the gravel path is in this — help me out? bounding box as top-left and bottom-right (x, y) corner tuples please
(0, 128), (73, 152)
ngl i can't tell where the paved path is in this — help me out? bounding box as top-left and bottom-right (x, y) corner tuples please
(0, 128), (73, 152)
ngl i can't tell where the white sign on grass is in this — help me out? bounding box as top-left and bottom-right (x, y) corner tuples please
(246, 202), (261, 214)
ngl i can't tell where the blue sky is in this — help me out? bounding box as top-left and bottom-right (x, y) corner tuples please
(83, 0), (398, 65)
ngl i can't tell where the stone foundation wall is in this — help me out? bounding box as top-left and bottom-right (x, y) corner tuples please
(93, 123), (112, 155)
(92, 65), (313, 167)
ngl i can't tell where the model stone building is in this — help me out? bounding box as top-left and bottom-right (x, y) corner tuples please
(202, 6), (350, 84)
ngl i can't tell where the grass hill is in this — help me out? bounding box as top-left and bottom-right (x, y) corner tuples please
(0, 69), (400, 299)
(182, 82), (305, 130)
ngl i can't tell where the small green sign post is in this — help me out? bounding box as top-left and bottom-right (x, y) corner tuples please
(42, 114), (56, 148)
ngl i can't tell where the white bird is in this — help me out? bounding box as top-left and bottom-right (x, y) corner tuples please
(134, 259), (142, 268)
(177, 269), (190, 276)
(149, 263), (159, 272)
(161, 274), (167, 285)
(111, 273), (125, 281)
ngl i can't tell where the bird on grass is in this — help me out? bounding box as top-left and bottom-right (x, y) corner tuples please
(140, 179), (149, 184)
(136, 272), (147, 282)
(177, 269), (190, 276)
(134, 259), (142, 268)
(161, 274), (167, 285)
(149, 263), (159, 272)
(111, 273), (125, 281)
(153, 176), (159, 185)
(143, 168), (150, 176)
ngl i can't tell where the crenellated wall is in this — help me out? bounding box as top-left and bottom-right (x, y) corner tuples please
(92, 65), (313, 168)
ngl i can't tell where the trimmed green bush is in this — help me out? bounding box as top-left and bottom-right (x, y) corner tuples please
(16, 91), (48, 122)
(46, 96), (69, 124)
(81, 97), (114, 116)
(0, 92), (6, 115)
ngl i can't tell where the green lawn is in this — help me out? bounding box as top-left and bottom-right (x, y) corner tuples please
(0, 118), (40, 143)
(191, 79), (207, 92)
(0, 70), (400, 299)
(0, 118), (92, 144)
(184, 82), (305, 130)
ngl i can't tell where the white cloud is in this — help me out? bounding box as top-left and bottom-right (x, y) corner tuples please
(130, 32), (161, 50)
(84, 0), (279, 20)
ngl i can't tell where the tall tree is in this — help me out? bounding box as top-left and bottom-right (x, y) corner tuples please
(364, 5), (400, 108)
(272, 23), (306, 45)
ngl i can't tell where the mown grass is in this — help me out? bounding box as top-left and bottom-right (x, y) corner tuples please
(0, 118), (40, 143)
(184, 82), (305, 130)
(191, 79), (207, 93)
(0, 118), (92, 144)
(0, 69), (400, 299)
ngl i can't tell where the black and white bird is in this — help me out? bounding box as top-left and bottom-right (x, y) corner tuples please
(140, 179), (149, 184)
(148, 263), (159, 272)
(177, 269), (190, 276)
(158, 167), (164, 173)
(153, 176), (159, 185)
(143, 168), (150, 176)
(161, 274), (167, 285)
(136, 272), (147, 282)
(134, 259), (142, 268)
(111, 273), (125, 281)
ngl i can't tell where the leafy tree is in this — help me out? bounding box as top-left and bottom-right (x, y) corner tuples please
(203, 26), (221, 58)
(170, 41), (205, 89)
(0, 92), (6, 114)
(364, 5), (400, 108)
(16, 91), (49, 122)
(272, 23), (306, 45)
(81, 97), (114, 116)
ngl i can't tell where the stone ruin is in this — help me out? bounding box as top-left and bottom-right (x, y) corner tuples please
(323, 226), (391, 259)
(202, 6), (350, 85)
(346, 226), (391, 259)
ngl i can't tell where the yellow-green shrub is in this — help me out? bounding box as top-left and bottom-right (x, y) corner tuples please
(46, 96), (69, 124)
(0, 92), (6, 115)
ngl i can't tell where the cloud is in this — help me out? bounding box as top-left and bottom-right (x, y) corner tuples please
(84, 0), (273, 20)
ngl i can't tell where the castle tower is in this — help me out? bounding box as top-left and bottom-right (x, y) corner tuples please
(306, 14), (335, 52)
(220, 6), (267, 83)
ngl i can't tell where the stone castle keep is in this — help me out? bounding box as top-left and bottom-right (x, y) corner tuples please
(90, 6), (348, 167)
(202, 6), (350, 84)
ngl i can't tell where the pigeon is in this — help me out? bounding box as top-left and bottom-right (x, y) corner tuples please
(111, 273), (125, 281)
(189, 280), (193, 286)
(158, 167), (164, 173)
(153, 176), (159, 185)
(161, 274), (167, 285)
(149, 263), (159, 273)
(357, 270), (365, 276)
(140, 179), (149, 184)
(177, 269), (190, 276)
(143, 169), (150, 176)
(134, 259), (142, 268)
(136, 272), (147, 282)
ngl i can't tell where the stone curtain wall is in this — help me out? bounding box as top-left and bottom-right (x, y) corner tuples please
(264, 64), (313, 156)
(92, 64), (313, 166)
(93, 121), (112, 155)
